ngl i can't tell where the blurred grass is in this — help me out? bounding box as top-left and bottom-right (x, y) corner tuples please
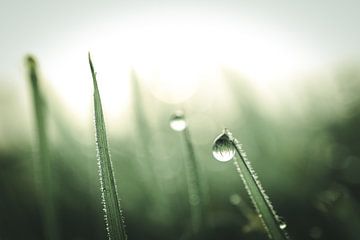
(170, 111), (206, 235)
(0, 57), (359, 239)
(26, 56), (59, 240)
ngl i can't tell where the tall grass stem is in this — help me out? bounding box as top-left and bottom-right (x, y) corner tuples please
(170, 111), (205, 233)
(26, 55), (59, 240)
(183, 127), (205, 233)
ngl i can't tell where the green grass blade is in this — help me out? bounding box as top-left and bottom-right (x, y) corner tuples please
(88, 53), (127, 240)
(170, 111), (205, 233)
(213, 129), (289, 240)
(130, 70), (159, 192)
(183, 127), (205, 233)
(26, 55), (59, 240)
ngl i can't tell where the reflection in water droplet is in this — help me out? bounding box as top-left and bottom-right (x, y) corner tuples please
(212, 131), (235, 162)
(169, 111), (187, 131)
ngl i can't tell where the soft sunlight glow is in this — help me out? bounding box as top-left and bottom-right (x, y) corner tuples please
(43, 17), (321, 123)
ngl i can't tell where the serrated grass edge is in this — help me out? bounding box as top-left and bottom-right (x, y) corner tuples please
(225, 129), (289, 240)
(88, 53), (127, 240)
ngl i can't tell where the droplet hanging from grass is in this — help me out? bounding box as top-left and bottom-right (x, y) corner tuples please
(212, 129), (236, 162)
(279, 221), (287, 230)
(212, 128), (290, 240)
(170, 111), (187, 132)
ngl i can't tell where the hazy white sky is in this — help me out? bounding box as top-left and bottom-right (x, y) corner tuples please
(0, 0), (359, 131)
(1, 0), (360, 78)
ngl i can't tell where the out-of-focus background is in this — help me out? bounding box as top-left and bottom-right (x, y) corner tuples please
(1, 0), (360, 239)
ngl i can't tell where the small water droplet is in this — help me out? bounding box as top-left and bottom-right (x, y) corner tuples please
(279, 220), (287, 230)
(212, 130), (235, 162)
(170, 111), (187, 131)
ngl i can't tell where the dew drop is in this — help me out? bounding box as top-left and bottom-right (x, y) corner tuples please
(169, 111), (187, 131)
(212, 130), (236, 162)
(279, 220), (287, 230)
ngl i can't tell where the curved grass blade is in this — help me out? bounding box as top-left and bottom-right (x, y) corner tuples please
(26, 56), (59, 240)
(212, 129), (289, 240)
(88, 53), (127, 240)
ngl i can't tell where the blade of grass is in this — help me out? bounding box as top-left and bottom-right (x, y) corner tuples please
(229, 193), (264, 234)
(212, 129), (289, 240)
(170, 111), (205, 233)
(183, 126), (205, 233)
(130, 70), (159, 195)
(131, 70), (171, 222)
(88, 53), (127, 240)
(26, 55), (59, 240)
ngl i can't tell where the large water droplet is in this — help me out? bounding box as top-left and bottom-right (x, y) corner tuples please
(212, 131), (235, 162)
(170, 111), (187, 131)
